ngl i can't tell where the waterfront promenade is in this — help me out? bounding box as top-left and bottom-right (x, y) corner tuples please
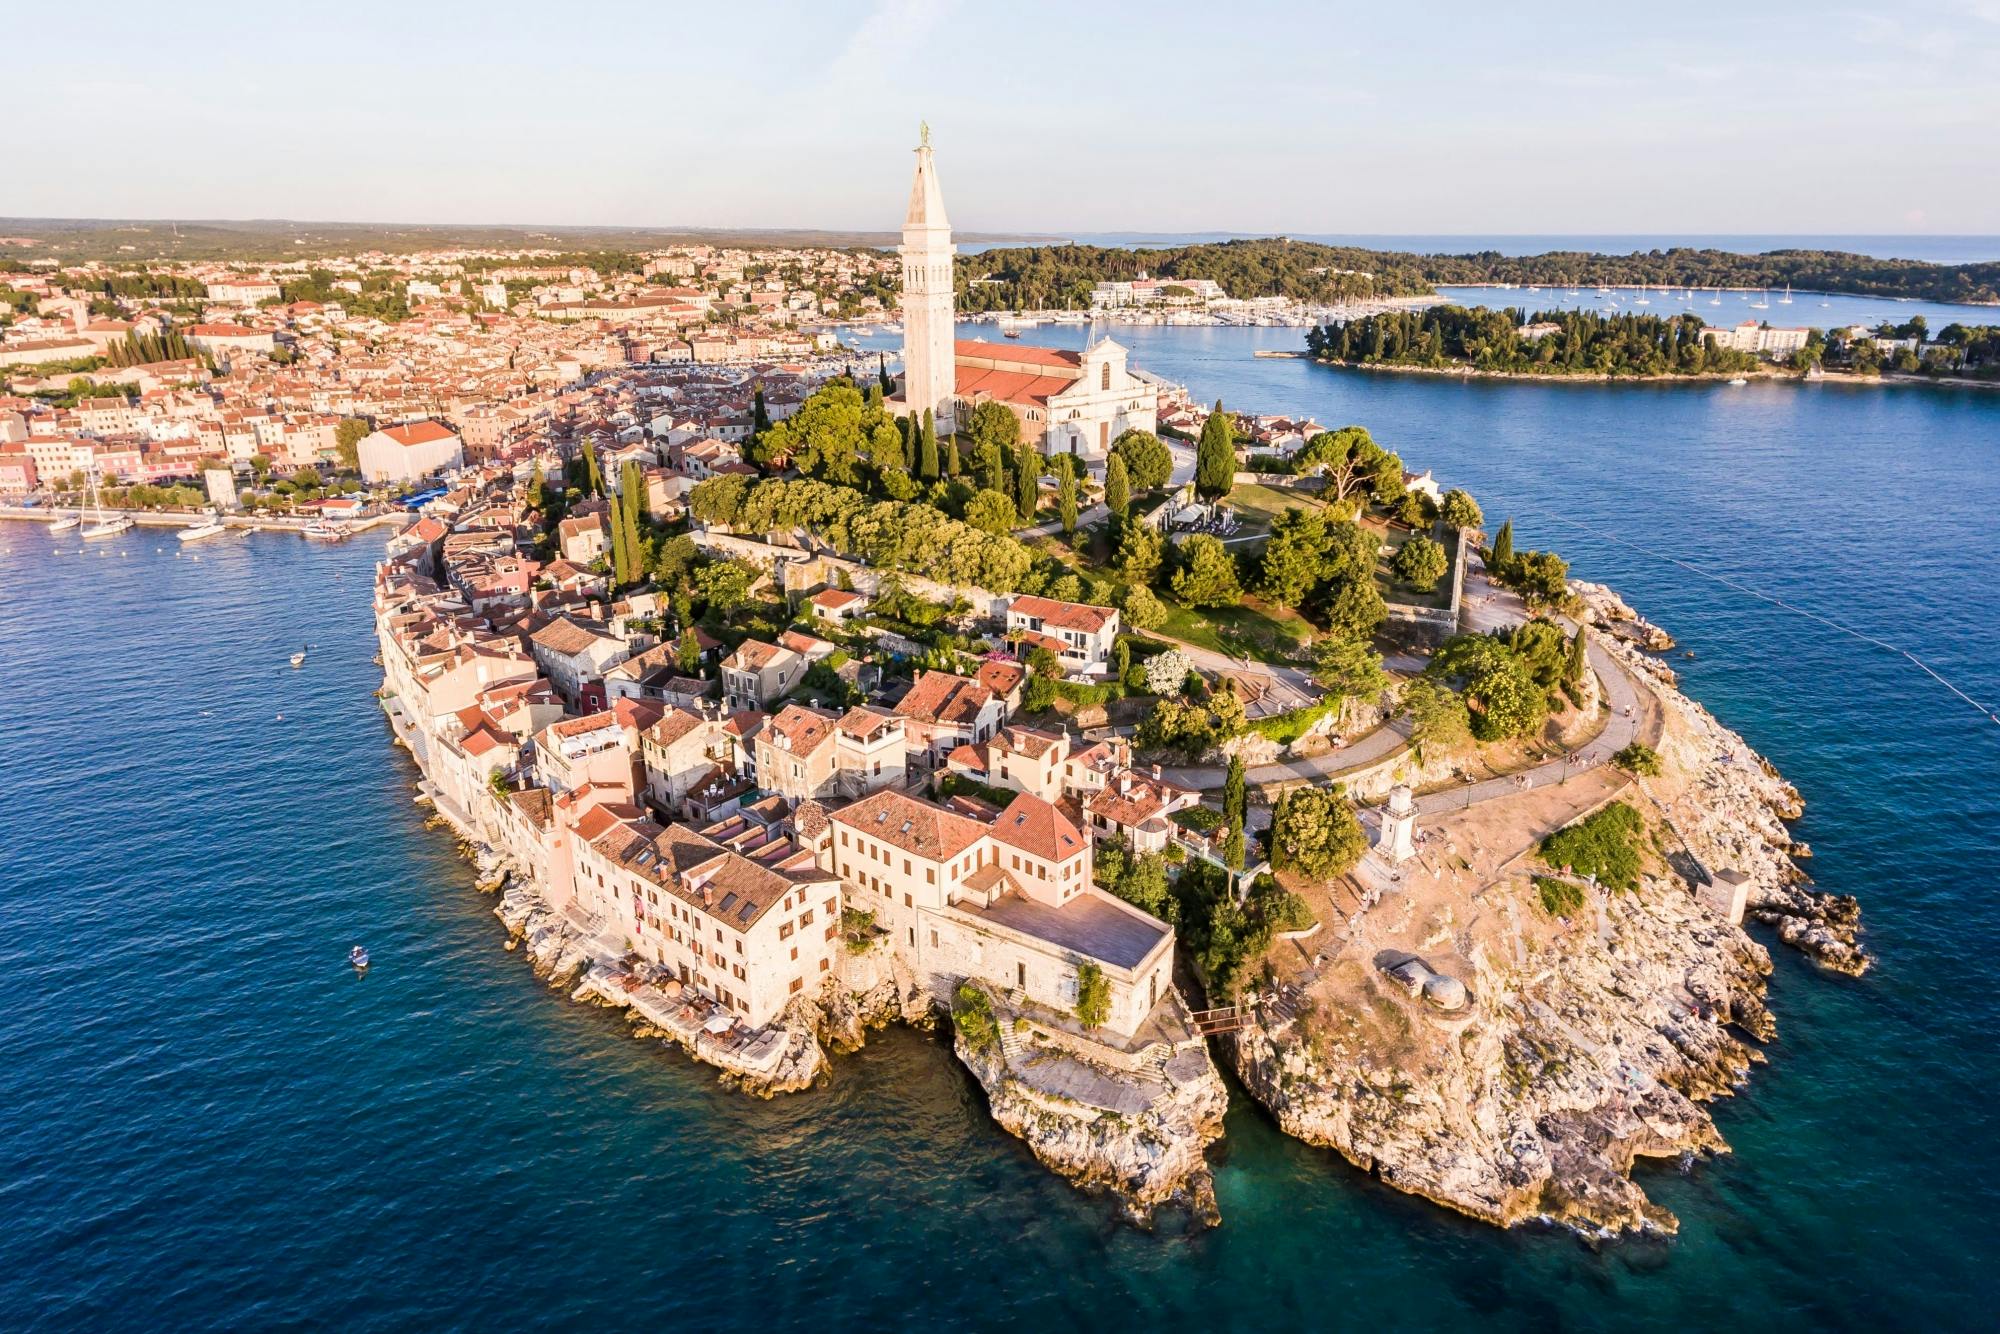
(0, 503), (404, 537)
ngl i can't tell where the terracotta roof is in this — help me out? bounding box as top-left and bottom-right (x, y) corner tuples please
(382, 420), (457, 446)
(765, 703), (837, 756)
(1009, 595), (1116, 634)
(644, 706), (708, 749)
(830, 789), (986, 863)
(954, 339), (1081, 372)
(991, 792), (1087, 863)
(893, 670), (993, 727)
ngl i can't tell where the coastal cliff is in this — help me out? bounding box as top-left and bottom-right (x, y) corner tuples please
(951, 985), (1229, 1228)
(1226, 589), (1862, 1233)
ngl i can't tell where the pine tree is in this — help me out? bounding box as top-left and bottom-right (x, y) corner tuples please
(1105, 454), (1130, 521)
(1491, 517), (1514, 571)
(918, 409), (939, 481)
(1013, 445), (1038, 521)
(1195, 399), (1235, 499)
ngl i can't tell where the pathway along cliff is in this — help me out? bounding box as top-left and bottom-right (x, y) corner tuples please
(1222, 585), (1863, 1236)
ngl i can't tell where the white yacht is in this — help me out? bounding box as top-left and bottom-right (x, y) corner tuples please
(178, 514), (228, 543)
(79, 475), (133, 540)
(47, 511), (81, 532)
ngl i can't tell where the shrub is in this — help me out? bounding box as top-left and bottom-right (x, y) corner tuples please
(1074, 961), (1110, 1030)
(1535, 876), (1585, 917)
(952, 982), (1000, 1051)
(1613, 742), (1662, 776)
(1540, 802), (1645, 891)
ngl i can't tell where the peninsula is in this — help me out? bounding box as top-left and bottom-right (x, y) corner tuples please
(357, 134), (1865, 1236)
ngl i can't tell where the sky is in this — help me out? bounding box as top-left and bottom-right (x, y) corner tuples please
(16, 0), (2000, 236)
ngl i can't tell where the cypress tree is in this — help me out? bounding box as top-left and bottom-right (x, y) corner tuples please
(1491, 517), (1514, 571)
(1195, 399), (1235, 499)
(607, 487), (627, 583)
(878, 353), (892, 395)
(752, 385), (771, 433)
(1057, 467), (1079, 537)
(918, 410), (939, 481)
(1565, 625), (1589, 686)
(1014, 445), (1038, 521)
(582, 441), (602, 495)
(1105, 454), (1131, 521)
(1223, 753), (1246, 831)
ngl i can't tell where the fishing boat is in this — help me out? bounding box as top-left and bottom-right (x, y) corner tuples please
(350, 946), (370, 971)
(1002, 329), (1022, 339)
(301, 521), (347, 541)
(178, 512), (227, 543)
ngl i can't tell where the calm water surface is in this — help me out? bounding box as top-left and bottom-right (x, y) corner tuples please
(2, 333), (1996, 1329)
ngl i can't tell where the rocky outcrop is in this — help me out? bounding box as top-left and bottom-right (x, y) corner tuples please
(1230, 877), (1774, 1235)
(951, 991), (1229, 1228)
(1572, 579), (1675, 649)
(1601, 634), (1870, 975)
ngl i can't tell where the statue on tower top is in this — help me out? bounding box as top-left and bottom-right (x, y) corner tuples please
(919, 120), (930, 149)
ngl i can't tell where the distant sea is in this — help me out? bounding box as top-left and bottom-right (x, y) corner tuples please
(2, 341), (1997, 1328)
(962, 234), (2000, 264)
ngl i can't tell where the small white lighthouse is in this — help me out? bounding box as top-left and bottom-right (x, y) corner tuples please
(1375, 785), (1418, 865)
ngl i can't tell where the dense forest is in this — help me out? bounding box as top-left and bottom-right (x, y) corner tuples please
(1307, 306), (1764, 377)
(1416, 247), (2000, 306)
(956, 239), (1437, 311)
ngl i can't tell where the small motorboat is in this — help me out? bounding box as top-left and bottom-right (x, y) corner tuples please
(290, 645), (308, 668)
(1727, 378), (1748, 386)
(350, 946), (370, 971)
(179, 513), (227, 543)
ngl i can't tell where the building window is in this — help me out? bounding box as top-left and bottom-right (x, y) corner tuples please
(1100, 362), (1111, 390)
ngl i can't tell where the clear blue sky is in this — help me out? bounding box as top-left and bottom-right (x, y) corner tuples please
(20, 0), (2000, 235)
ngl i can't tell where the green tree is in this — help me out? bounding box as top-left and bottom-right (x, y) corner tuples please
(1489, 517), (1514, 572)
(582, 440), (602, 495)
(1256, 507), (1331, 604)
(1074, 961), (1111, 1030)
(676, 627), (702, 676)
(1428, 634), (1547, 741)
(1310, 636), (1388, 703)
(333, 418), (369, 472)
(1440, 488), (1483, 530)
(694, 559), (755, 614)
(1541, 802), (1645, 891)
(965, 488), (1017, 535)
(1223, 753), (1246, 831)
(607, 488), (629, 585)
(1013, 445), (1039, 521)
(1565, 625), (1589, 688)
(1269, 788), (1366, 881)
(1195, 400), (1235, 498)
(1110, 429), (1172, 491)
(963, 400), (1020, 455)
(752, 385), (772, 433)
(1401, 676), (1472, 754)
(1171, 534), (1241, 606)
(1104, 454), (1131, 520)
(1057, 466), (1079, 537)
(918, 407), (940, 481)
(1119, 582), (1167, 631)
(1392, 533), (1448, 591)
(1313, 573), (1386, 640)
(1114, 519), (1164, 586)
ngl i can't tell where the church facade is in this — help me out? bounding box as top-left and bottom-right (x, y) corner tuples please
(894, 131), (1157, 469)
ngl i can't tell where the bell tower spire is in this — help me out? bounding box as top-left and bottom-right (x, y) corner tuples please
(899, 123), (956, 435)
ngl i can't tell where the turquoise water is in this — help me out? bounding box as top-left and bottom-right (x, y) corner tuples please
(3, 337), (1996, 1329)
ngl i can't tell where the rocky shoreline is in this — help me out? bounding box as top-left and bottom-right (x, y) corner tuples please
(951, 985), (1229, 1228)
(1222, 587), (1865, 1235)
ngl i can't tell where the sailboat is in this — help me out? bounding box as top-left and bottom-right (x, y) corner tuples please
(1749, 289), (1771, 310)
(1778, 282), (1793, 305)
(80, 473), (133, 540)
(1709, 288), (1723, 307)
(48, 509), (80, 532)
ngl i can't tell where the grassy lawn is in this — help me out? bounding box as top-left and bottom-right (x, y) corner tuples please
(1225, 481), (1320, 529)
(1158, 596), (1314, 660)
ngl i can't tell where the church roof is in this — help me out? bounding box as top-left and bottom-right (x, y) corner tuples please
(955, 339), (1081, 372)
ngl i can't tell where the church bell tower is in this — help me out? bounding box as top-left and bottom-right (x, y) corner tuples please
(899, 123), (957, 436)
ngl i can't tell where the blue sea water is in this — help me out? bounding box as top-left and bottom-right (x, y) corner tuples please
(2, 337), (1997, 1330)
